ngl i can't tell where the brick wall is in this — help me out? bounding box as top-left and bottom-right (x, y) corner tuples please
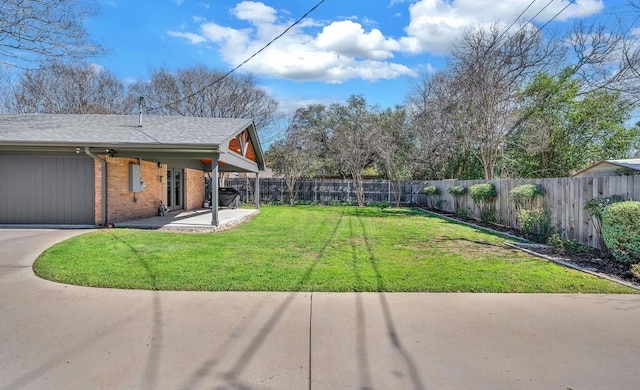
(184, 168), (206, 210)
(92, 157), (206, 223)
(99, 157), (167, 223)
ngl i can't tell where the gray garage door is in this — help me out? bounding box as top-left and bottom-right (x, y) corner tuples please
(0, 154), (95, 225)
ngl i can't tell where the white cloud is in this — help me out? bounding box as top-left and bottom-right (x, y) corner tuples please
(232, 1), (277, 25)
(167, 30), (208, 45)
(315, 20), (399, 60)
(399, 0), (605, 54)
(167, 0), (603, 83)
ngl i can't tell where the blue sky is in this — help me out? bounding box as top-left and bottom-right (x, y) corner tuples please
(86, 0), (634, 115)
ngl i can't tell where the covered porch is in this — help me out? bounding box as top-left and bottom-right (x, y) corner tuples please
(116, 208), (259, 231)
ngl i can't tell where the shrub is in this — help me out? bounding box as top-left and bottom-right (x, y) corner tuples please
(601, 201), (640, 263)
(480, 209), (498, 224)
(423, 185), (440, 208)
(434, 199), (447, 210)
(423, 186), (440, 195)
(447, 185), (467, 212)
(584, 194), (626, 222)
(518, 208), (554, 242)
(456, 207), (472, 219)
(631, 264), (640, 280)
(469, 183), (497, 224)
(509, 184), (545, 209)
(447, 185), (467, 197)
(546, 233), (589, 254)
(469, 183), (497, 203)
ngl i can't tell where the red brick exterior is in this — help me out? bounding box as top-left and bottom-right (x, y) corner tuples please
(93, 157), (206, 224)
(184, 169), (206, 210)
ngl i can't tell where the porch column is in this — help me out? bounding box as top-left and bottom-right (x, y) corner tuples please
(211, 155), (219, 226)
(254, 171), (260, 209)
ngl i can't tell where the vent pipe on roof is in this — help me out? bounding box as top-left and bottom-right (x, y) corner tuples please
(138, 96), (145, 127)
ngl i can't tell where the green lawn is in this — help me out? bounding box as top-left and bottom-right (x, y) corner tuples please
(34, 206), (637, 293)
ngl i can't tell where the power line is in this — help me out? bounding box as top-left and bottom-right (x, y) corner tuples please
(536, 0), (576, 31)
(148, 0), (326, 113)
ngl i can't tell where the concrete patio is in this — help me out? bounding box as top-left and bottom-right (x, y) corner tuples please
(115, 208), (259, 231)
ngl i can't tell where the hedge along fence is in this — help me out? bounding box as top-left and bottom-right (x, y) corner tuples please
(226, 175), (640, 249)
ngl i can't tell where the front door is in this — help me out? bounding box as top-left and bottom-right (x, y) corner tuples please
(167, 168), (184, 211)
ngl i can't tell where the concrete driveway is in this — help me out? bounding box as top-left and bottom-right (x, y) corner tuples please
(1, 229), (639, 390)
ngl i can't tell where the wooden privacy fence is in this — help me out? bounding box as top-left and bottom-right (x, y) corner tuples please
(226, 176), (640, 249)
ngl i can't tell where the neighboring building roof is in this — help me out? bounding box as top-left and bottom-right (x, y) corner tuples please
(572, 159), (640, 178)
(0, 114), (265, 172)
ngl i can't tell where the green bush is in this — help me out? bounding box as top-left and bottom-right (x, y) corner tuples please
(601, 201), (640, 263)
(469, 183), (497, 203)
(631, 264), (640, 280)
(584, 194), (626, 221)
(480, 209), (498, 224)
(547, 233), (590, 255)
(456, 207), (472, 219)
(434, 199), (447, 210)
(469, 183), (497, 224)
(509, 184), (545, 208)
(518, 208), (554, 242)
(447, 185), (467, 197)
(423, 186), (440, 195)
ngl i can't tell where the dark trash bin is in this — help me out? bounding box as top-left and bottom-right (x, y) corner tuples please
(218, 187), (241, 209)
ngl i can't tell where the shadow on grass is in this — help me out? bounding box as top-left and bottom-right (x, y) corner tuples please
(179, 208), (347, 390)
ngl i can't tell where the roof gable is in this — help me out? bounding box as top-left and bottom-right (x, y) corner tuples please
(0, 113), (265, 172)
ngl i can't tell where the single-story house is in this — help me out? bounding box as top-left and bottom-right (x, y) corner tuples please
(0, 114), (265, 227)
(572, 159), (640, 178)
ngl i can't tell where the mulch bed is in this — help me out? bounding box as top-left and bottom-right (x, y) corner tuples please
(421, 207), (640, 289)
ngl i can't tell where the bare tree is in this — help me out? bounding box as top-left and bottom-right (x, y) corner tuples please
(406, 71), (481, 179)
(127, 66), (279, 130)
(9, 61), (126, 113)
(266, 115), (320, 204)
(446, 24), (560, 179)
(327, 95), (377, 207)
(0, 0), (103, 68)
(372, 106), (412, 206)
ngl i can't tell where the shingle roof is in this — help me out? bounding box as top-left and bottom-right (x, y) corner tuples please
(606, 159), (640, 171)
(0, 114), (255, 147)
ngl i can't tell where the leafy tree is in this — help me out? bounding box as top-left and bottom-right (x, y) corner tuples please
(8, 61), (126, 114)
(0, 0), (103, 67)
(504, 69), (639, 177)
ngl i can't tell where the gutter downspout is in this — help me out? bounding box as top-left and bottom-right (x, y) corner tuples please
(85, 147), (108, 226)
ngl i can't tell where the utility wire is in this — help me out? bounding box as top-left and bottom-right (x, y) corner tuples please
(148, 0), (326, 113)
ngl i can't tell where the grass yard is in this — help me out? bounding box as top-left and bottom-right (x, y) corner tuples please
(34, 206), (636, 293)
